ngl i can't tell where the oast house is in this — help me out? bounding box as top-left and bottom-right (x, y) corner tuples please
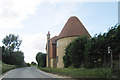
(46, 16), (91, 68)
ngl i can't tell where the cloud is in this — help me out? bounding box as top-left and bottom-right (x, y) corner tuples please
(20, 33), (46, 62)
(21, 33), (46, 52)
(0, 0), (118, 29)
(0, 0), (42, 29)
(1, 0), (117, 63)
(20, 32), (58, 63)
(45, 3), (77, 32)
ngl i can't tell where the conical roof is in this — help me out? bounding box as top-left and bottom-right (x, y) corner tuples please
(58, 16), (91, 39)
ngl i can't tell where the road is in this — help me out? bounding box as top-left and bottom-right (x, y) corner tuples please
(1, 67), (57, 79)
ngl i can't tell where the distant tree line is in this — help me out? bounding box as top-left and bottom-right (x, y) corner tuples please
(2, 34), (24, 66)
(31, 61), (37, 65)
(63, 24), (120, 69)
(36, 52), (46, 67)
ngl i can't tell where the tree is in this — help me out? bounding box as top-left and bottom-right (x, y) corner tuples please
(107, 25), (119, 61)
(64, 24), (119, 77)
(31, 61), (36, 65)
(63, 36), (88, 68)
(2, 34), (24, 66)
(2, 50), (24, 65)
(36, 52), (46, 67)
(2, 34), (22, 51)
(63, 44), (72, 68)
(26, 63), (31, 67)
(106, 24), (120, 77)
(85, 34), (110, 68)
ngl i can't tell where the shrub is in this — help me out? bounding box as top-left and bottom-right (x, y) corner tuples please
(63, 36), (88, 68)
(36, 52), (46, 67)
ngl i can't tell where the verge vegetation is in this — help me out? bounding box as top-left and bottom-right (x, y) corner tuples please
(36, 52), (46, 67)
(63, 24), (120, 77)
(0, 61), (17, 74)
(39, 67), (111, 78)
(1, 34), (27, 75)
(63, 24), (120, 69)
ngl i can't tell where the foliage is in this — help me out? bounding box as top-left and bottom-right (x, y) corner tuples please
(63, 44), (72, 68)
(36, 52), (46, 67)
(63, 24), (120, 69)
(2, 49), (24, 65)
(0, 61), (17, 74)
(63, 36), (88, 68)
(2, 34), (24, 66)
(106, 25), (120, 77)
(85, 34), (110, 68)
(2, 34), (22, 51)
(31, 61), (37, 65)
(40, 67), (111, 78)
(107, 25), (120, 60)
(26, 63), (31, 67)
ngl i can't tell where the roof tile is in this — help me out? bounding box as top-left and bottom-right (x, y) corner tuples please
(58, 16), (91, 39)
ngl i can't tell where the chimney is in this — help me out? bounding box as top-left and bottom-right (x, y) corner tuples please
(47, 31), (50, 42)
(47, 31), (50, 67)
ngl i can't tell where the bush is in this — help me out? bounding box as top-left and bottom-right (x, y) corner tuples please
(63, 36), (88, 68)
(2, 49), (24, 66)
(63, 24), (120, 69)
(2, 34), (25, 66)
(26, 63), (31, 67)
(85, 34), (111, 68)
(31, 61), (37, 66)
(36, 52), (46, 67)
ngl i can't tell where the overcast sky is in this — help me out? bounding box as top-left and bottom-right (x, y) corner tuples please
(0, 0), (119, 63)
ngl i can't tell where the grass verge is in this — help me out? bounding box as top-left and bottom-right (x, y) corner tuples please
(39, 67), (111, 78)
(0, 61), (18, 75)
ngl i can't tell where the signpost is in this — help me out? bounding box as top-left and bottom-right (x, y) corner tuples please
(108, 47), (113, 68)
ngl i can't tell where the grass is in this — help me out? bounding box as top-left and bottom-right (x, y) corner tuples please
(39, 67), (111, 78)
(30, 64), (37, 67)
(0, 61), (17, 74)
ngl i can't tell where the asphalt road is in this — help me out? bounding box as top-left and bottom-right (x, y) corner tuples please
(1, 67), (56, 79)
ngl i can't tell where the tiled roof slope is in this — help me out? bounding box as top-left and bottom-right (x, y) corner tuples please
(58, 16), (91, 39)
(50, 36), (58, 44)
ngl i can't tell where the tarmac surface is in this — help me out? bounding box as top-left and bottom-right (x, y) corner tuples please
(1, 67), (56, 79)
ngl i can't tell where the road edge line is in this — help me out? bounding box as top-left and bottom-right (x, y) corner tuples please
(36, 67), (57, 78)
(0, 69), (14, 79)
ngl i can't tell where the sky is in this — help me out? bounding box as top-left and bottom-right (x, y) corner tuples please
(0, 0), (119, 63)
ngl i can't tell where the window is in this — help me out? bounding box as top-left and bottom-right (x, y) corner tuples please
(57, 56), (58, 63)
(57, 42), (58, 47)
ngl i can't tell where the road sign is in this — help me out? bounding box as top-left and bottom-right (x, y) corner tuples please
(108, 47), (111, 54)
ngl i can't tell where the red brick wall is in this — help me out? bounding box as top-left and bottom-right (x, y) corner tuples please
(49, 41), (53, 59)
(49, 40), (57, 59)
(52, 44), (56, 58)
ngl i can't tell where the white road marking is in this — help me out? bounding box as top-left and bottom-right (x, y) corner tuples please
(0, 67), (57, 78)
(0, 69), (14, 79)
(37, 68), (57, 78)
